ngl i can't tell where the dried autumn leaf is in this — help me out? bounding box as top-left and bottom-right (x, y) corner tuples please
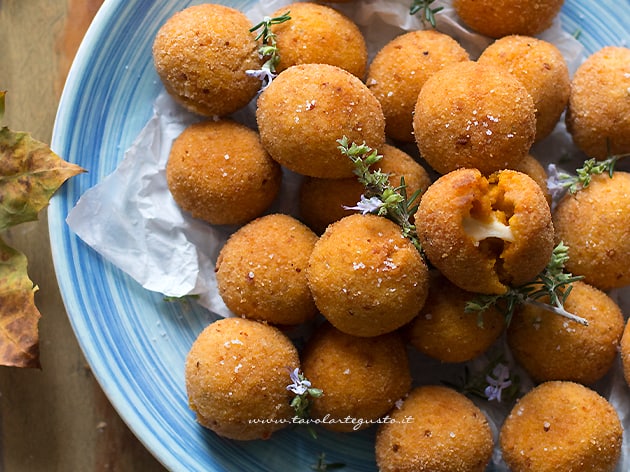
(0, 126), (85, 230)
(0, 236), (41, 368)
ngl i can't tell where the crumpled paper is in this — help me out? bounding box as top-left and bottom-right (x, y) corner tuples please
(67, 0), (584, 314)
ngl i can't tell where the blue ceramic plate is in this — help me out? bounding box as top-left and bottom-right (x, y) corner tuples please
(49, 1), (630, 471)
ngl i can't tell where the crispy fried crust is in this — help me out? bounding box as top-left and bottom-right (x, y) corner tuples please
(307, 214), (429, 337)
(413, 61), (535, 175)
(166, 119), (281, 225)
(453, 0), (564, 38)
(216, 214), (318, 325)
(415, 168), (553, 294)
(566, 46), (630, 159)
(271, 2), (367, 79)
(367, 30), (469, 142)
(479, 35), (570, 141)
(500, 381), (622, 472)
(553, 172), (630, 290)
(302, 322), (412, 432)
(375, 385), (494, 472)
(184, 318), (299, 440)
(152, 4), (261, 117)
(256, 64), (385, 178)
(508, 281), (624, 384)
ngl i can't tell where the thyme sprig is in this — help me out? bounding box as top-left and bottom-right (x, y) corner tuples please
(337, 137), (423, 252)
(465, 242), (587, 327)
(287, 368), (322, 438)
(311, 452), (346, 471)
(409, 0), (443, 27)
(549, 152), (630, 195)
(247, 11), (291, 89)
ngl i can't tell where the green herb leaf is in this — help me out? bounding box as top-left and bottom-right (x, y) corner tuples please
(249, 11), (291, 74)
(465, 242), (586, 326)
(550, 150), (629, 195)
(409, 0), (443, 27)
(338, 137), (423, 253)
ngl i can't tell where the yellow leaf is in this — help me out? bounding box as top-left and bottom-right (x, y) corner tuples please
(0, 126), (85, 230)
(0, 237), (41, 368)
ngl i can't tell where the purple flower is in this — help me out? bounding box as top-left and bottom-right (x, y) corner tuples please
(343, 195), (384, 215)
(287, 367), (311, 395)
(484, 363), (512, 402)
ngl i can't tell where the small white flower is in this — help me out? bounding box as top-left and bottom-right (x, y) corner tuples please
(343, 195), (384, 215)
(246, 68), (276, 92)
(484, 363), (512, 402)
(287, 367), (311, 395)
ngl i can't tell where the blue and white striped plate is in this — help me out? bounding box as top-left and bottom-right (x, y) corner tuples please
(49, 1), (630, 471)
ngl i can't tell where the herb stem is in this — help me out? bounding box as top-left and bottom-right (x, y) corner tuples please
(524, 298), (588, 326)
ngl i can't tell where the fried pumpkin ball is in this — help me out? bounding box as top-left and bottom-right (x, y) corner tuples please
(166, 119), (281, 225)
(270, 2), (367, 79)
(415, 168), (554, 294)
(302, 322), (412, 432)
(307, 214), (429, 337)
(478, 35), (570, 142)
(152, 4), (261, 117)
(409, 273), (505, 363)
(500, 381), (623, 472)
(620, 318), (630, 388)
(184, 317), (299, 440)
(375, 385), (494, 472)
(553, 171), (630, 290)
(257, 63), (386, 179)
(366, 30), (470, 142)
(215, 214), (318, 326)
(508, 281), (624, 385)
(566, 46), (630, 159)
(298, 144), (432, 234)
(413, 61), (536, 175)
(511, 154), (551, 206)
(453, 0), (564, 38)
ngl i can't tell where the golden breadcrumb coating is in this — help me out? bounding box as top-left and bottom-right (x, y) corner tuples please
(553, 171), (630, 290)
(510, 154), (551, 206)
(413, 61), (536, 175)
(256, 63), (385, 178)
(409, 273), (505, 363)
(479, 35), (570, 141)
(152, 4), (261, 117)
(620, 319), (630, 387)
(298, 144), (432, 234)
(566, 46), (630, 159)
(415, 168), (554, 294)
(215, 214), (318, 325)
(367, 30), (469, 142)
(500, 381), (622, 472)
(166, 119), (281, 225)
(302, 322), (412, 432)
(453, 0), (564, 38)
(307, 214), (429, 337)
(185, 317), (299, 440)
(508, 281), (624, 384)
(271, 2), (367, 79)
(375, 385), (494, 472)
